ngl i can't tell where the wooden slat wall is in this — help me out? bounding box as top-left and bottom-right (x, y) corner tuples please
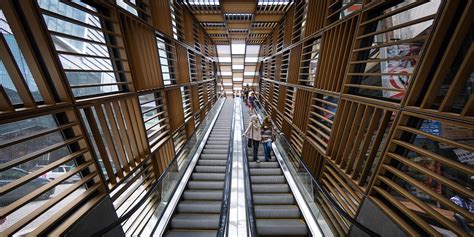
(182, 7), (194, 46)
(121, 14), (163, 91)
(149, 0), (173, 37)
(301, 140), (325, 179)
(166, 88), (185, 133)
(152, 138), (175, 176)
(256, 0), (473, 235)
(305, 0), (329, 36)
(293, 89), (312, 131)
(286, 44), (302, 84)
(0, 0), (219, 235)
(176, 44), (191, 84)
(316, 16), (358, 92)
(283, 6), (294, 47)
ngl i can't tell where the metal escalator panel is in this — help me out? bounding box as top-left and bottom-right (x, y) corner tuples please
(164, 100), (234, 237)
(242, 103), (309, 237)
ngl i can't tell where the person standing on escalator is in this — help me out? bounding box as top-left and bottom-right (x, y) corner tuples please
(248, 91), (256, 110)
(244, 115), (262, 163)
(261, 116), (275, 162)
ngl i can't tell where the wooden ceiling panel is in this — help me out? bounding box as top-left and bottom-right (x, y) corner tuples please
(254, 14), (284, 22)
(222, 3), (256, 13)
(182, 0), (291, 91)
(206, 29), (228, 34)
(195, 14), (224, 22)
(250, 29), (273, 34)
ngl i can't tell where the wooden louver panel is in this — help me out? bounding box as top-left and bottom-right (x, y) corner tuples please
(327, 99), (396, 190)
(181, 86), (193, 122)
(0, 110), (101, 236)
(139, 91), (170, 152)
(291, 0), (308, 44)
(317, 16), (357, 92)
(298, 37), (321, 87)
(344, 1), (442, 102)
(80, 96), (148, 188)
(370, 112), (474, 236)
(406, 0), (474, 121)
(156, 36), (178, 86)
(38, 0), (133, 98)
(306, 92), (339, 154)
(283, 86), (296, 121)
(121, 14), (163, 91)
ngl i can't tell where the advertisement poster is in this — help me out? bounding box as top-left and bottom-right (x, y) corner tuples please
(380, 44), (420, 99)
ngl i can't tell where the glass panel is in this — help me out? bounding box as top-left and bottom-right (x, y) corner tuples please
(349, 1), (441, 101)
(156, 36), (175, 86)
(0, 10), (42, 103)
(116, 0), (139, 16)
(38, 0), (121, 98)
(0, 115), (71, 175)
(431, 26), (474, 112)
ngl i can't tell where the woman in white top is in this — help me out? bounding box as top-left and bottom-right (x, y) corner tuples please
(244, 115), (262, 163)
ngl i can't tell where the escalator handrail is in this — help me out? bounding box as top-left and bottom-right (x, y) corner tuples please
(252, 99), (380, 237)
(240, 100), (259, 237)
(91, 99), (225, 237)
(216, 101), (236, 237)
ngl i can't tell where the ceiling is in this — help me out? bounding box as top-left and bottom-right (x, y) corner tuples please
(182, 0), (293, 93)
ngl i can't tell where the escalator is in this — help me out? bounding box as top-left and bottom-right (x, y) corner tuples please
(242, 103), (309, 236)
(164, 99), (234, 237)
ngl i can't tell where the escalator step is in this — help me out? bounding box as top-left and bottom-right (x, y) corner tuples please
(251, 175), (285, 184)
(256, 219), (308, 236)
(202, 149), (228, 154)
(188, 181), (224, 190)
(248, 162), (279, 168)
(206, 141), (229, 145)
(170, 214), (220, 229)
(194, 166), (226, 173)
(207, 138), (230, 142)
(198, 160), (227, 166)
(204, 145), (228, 149)
(182, 190), (223, 200)
(177, 201), (222, 213)
(250, 168), (282, 175)
(253, 194), (295, 205)
(192, 173), (225, 181)
(165, 230), (217, 237)
(210, 132), (229, 136)
(254, 205), (301, 218)
(252, 184), (290, 193)
(200, 154), (227, 160)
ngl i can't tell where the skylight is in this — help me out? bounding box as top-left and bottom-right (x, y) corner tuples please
(232, 64), (244, 70)
(245, 57), (258, 63)
(187, 0), (220, 5)
(257, 0), (290, 5)
(225, 13), (253, 21)
(231, 43), (246, 54)
(218, 56), (232, 63)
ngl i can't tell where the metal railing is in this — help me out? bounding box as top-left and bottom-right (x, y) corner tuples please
(251, 99), (380, 237)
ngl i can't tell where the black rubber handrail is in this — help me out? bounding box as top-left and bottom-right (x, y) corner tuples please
(240, 100), (259, 237)
(91, 98), (226, 237)
(216, 100), (236, 237)
(252, 99), (380, 237)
